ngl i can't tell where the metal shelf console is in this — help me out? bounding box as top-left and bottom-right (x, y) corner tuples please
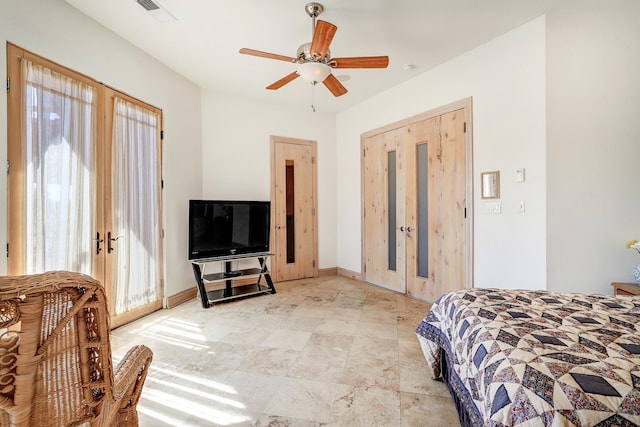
(190, 252), (276, 308)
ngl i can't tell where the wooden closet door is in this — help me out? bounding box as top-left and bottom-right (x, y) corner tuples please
(362, 127), (406, 293)
(362, 102), (470, 303)
(406, 110), (466, 301)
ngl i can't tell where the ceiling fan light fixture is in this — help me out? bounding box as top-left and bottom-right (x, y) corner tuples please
(297, 62), (331, 84)
(239, 2), (387, 97)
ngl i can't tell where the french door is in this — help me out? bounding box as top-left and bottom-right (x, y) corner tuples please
(270, 136), (318, 282)
(104, 88), (164, 328)
(6, 44), (163, 327)
(362, 103), (471, 302)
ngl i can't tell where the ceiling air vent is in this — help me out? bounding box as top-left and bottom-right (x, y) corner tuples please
(136, 0), (176, 22)
(137, 0), (160, 11)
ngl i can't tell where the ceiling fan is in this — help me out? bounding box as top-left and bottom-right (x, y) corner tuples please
(239, 2), (389, 98)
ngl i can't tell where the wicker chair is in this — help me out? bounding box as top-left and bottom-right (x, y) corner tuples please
(0, 271), (153, 427)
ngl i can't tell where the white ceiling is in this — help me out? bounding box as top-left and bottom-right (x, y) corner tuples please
(63, 0), (563, 113)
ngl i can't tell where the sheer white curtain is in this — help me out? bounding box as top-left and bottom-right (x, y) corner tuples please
(23, 59), (96, 274)
(112, 97), (162, 315)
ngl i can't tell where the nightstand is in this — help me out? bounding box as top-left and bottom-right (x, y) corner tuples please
(611, 282), (640, 296)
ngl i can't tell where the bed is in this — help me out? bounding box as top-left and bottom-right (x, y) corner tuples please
(415, 288), (640, 426)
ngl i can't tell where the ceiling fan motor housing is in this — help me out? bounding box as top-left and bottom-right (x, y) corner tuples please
(297, 43), (331, 64)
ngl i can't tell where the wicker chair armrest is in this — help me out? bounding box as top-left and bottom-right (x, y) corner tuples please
(112, 345), (153, 405)
(0, 394), (14, 417)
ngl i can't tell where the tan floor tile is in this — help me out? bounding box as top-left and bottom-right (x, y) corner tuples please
(400, 392), (461, 427)
(359, 309), (398, 324)
(260, 328), (313, 350)
(253, 415), (321, 426)
(242, 347), (301, 376)
(109, 275), (459, 427)
(340, 355), (400, 390)
(286, 316), (324, 332)
(219, 327), (271, 346)
(329, 385), (401, 426)
(287, 351), (348, 382)
(356, 320), (398, 340)
(363, 299), (398, 312)
(262, 378), (340, 423)
(303, 333), (354, 355)
(399, 361), (450, 396)
(332, 293), (367, 309)
(398, 338), (428, 365)
(349, 335), (399, 362)
(290, 305), (333, 319)
(314, 318), (359, 336)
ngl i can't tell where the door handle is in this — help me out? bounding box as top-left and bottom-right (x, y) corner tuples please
(399, 226), (405, 232)
(406, 226), (413, 232)
(107, 232), (123, 254)
(94, 232), (104, 255)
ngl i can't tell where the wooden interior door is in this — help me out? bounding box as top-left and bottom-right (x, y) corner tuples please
(271, 137), (318, 282)
(362, 127), (406, 293)
(405, 110), (466, 301)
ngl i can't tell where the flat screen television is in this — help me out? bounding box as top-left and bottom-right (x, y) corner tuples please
(188, 200), (271, 260)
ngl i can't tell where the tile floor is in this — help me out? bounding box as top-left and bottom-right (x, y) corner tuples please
(111, 275), (460, 426)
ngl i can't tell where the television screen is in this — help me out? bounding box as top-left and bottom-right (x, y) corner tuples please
(188, 200), (270, 260)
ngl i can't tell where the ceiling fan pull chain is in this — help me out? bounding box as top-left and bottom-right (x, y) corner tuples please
(311, 81), (316, 112)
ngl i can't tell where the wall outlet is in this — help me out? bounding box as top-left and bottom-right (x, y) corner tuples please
(518, 200), (525, 213)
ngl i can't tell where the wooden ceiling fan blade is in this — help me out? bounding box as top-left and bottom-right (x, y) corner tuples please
(331, 56), (389, 69)
(310, 20), (337, 58)
(323, 74), (347, 97)
(266, 71), (300, 90)
(239, 48), (296, 63)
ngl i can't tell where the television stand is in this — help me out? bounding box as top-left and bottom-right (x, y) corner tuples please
(223, 271), (242, 278)
(190, 252), (276, 308)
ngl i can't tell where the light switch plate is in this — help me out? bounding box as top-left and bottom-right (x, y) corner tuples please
(518, 200), (525, 213)
(515, 168), (525, 182)
(486, 201), (501, 214)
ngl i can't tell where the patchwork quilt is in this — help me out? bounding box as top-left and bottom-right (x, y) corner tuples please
(415, 288), (640, 427)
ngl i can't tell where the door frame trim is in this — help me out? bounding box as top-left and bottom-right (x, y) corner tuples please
(269, 135), (319, 282)
(360, 97), (474, 291)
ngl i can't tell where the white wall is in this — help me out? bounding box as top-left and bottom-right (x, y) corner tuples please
(4, 0), (637, 299)
(0, 0), (203, 297)
(336, 17), (547, 291)
(546, 0), (640, 294)
(200, 90), (337, 269)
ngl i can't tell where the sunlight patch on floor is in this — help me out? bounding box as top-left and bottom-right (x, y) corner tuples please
(151, 365), (238, 394)
(146, 376), (246, 409)
(137, 406), (197, 426)
(140, 386), (252, 426)
(146, 322), (207, 342)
